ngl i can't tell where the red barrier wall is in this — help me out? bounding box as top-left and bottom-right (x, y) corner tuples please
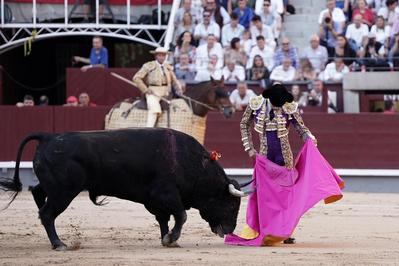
(7, 0), (172, 5)
(0, 106), (54, 160)
(66, 68), (140, 106)
(0, 106), (398, 169)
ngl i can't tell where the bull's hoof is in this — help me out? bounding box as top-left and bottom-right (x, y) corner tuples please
(162, 233), (180, 248)
(52, 241), (68, 251)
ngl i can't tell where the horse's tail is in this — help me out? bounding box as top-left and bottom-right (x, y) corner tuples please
(0, 133), (49, 209)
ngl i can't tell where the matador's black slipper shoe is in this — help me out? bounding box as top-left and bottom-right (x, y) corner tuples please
(283, 237), (296, 244)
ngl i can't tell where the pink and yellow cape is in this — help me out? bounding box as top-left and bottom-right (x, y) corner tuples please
(225, 140), (344, 246)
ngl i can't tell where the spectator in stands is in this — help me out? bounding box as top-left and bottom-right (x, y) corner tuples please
(221, 13), (245, 47)
(377, 0), (399, 27)
(335, 35), (357, 66)
(256, 0), (282, 41)
(229, 81), (257, 111)
(247, 35), (275, 70)
(302, 35), (329, 73)
(318, 0), (346, 56)
(82, 0), (104, 23)
(291, 84), (308, 108)
(321, 57), (349, 81)
(175, 53), (196, 80)
(270, 57), (296, 82)
(223, 60), (246, 81)
(240, 30), (253, 55)
(358, 32), (390, 69)
(370, 15), (391, 48)
(390, 13), (399, 46)
(16, 94), (34, 107)
(255, 0), (284, 17)
(73, 36), (108, 72)
(224, 37), (248, 67)
(307, 79), (324, 107)
(250, 15), (276, 49)
(273, 37), (299, 68)
(388, 33), (399, 68)
(195, 54), (223, 81)
(64, 96), (78, 107)
(295, 58), (317, 81)
(247, 55), (271, 86)
(194, 10), (221, 45)
(78, 92), (97, 107)
(205, 0), (231, 28)
(38, 95), (49, 106)
(175, 12), (196, 40)
(335, 0), (350, 18)
(233, 0), (254, 29)
(196, 34), (224, 70)
(174, 31), (197, 64)
(346, 14), (370, 54)
(383, 100), (396, 114)
(352, 0), (375, 27)
(175, 0), (202, 26)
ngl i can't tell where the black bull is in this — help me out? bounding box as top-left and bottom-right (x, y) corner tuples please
(0, 128), (247, 250)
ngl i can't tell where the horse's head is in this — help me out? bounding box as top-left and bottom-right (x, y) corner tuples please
(209, 77), (234, 118)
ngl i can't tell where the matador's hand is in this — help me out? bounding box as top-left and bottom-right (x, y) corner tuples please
(248, 149), (257, 160)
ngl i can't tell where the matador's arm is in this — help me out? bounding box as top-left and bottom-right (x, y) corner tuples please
(240, 104), (255, 153)
(284, 102), (317, 144)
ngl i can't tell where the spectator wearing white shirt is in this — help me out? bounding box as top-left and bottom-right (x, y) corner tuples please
(321, 57), (349, 82)
(377, 0), (399, 27)
(370, 15), (392, 47)
(270, 57), (296, 82)
(250, 15), (276, 50)
(194, 11), (221, 45)
(223, 60), (246, 82)
(229, 81), (257, 111)
(302, 34), (329, 73)
(221, 13), (245, 47)
(240, 30), (253, 56)
(318, 0), (346, 56)
(346, 14), (369, 53)
(256, 0), (282, 40)
(196, 34), (224, 76)
(247, 35), (275, 69)
(175, 0), (202, 26)
(255, 0), (284, 16)
(204, 0), (231, 28)
(195, 54), (223, 81)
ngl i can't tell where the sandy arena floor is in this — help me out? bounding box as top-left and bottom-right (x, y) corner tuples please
(0, 191), (399, 265)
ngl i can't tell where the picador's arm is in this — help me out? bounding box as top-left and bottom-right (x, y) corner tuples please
(132, 63), (152, 93)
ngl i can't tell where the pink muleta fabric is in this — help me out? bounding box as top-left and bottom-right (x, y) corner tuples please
(225, 139), (344, 246)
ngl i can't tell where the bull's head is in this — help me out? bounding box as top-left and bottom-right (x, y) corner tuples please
(197, 179), (252, 238)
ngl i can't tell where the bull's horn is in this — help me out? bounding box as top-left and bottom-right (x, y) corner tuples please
(228, 184), (254, 197)
(239, 179), (254, 188)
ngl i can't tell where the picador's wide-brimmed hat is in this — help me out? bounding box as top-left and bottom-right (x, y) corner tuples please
(262, 83), (294, 107)
(150, 47), (170, 54)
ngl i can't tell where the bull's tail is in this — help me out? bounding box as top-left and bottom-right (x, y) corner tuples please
(0, 133), (48, 209)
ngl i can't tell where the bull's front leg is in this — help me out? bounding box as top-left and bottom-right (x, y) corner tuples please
(162, 210), (187, 248)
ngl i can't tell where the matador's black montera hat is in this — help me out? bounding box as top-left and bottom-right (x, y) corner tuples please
(262, 83), (294, 107)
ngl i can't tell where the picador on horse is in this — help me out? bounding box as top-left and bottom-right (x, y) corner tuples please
(132, 47), (183, 127)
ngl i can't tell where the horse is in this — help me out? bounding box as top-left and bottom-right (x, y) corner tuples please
(104, 79), (233, 144)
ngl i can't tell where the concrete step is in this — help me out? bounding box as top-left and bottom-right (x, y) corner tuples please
(290, 0), (326, 9)
(295, 6), (324, 15)
(284, 14), (319, 23)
